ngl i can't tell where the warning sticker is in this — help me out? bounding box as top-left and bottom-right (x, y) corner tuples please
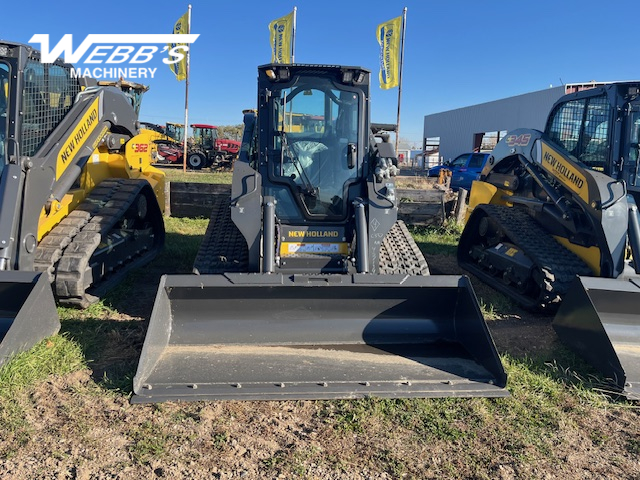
(281, 242), (348, 255)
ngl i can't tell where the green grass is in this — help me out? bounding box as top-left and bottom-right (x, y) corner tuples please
(56, 216), (210, 393)
(161, 216), (210, 270)
(0, 335), (85, 399)
(0, 215), (210, 400)
(128, 420), (169, 463)
(162, 168), (232, 184)
(0, 212), (638, 479)
(410, 219), (463, 256)
(57, 300), (120, 322)
(409, 219), (518, 319)
(478, 295), (516, 321)
(312, 353), (626, 476)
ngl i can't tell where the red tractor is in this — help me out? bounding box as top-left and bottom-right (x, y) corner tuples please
(155, 123), (240, 170)
(188, 124), (240, 169)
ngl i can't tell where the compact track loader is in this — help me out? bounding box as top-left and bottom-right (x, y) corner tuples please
(0, 41), (165, 367)
(457, 83), (640, 397)
(132, 64), (506, 403)
(98, 79), (168, 161)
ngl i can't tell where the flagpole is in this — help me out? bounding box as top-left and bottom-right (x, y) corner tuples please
(291, 6), (297, 63)
(395, 7), (407, 155)
(182, 4), (192, 173)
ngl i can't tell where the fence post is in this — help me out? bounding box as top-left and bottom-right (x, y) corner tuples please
(454, 188), (468, 224)
(164, 181), (171, 217)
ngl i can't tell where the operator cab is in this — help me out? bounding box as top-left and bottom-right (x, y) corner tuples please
(258, 64), (369, 222)
(544, 82), (640, 202)
(0, 44), (82, 182)
(166, 122), (185, 143)
(191, 124), (218, 151)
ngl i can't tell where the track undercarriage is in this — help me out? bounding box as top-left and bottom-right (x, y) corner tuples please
(458, 204), (592, 311)
(193, 195), (428, 277)
(34, 178), (165, 307)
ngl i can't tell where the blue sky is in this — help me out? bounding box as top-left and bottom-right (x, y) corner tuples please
(4, 0), (638, 147)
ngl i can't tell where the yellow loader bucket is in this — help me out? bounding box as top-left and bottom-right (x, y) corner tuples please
(132, 273), (507, 403)
(0, 272), (60, 368)
(553, 276), (640, 400)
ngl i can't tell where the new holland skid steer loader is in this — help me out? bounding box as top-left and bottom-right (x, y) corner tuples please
(0, 41), (165, 367)
(457, 83), (640, 398)
(132, 64), (507, 403)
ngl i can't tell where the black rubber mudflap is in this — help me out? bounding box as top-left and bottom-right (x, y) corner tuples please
(132, 273), (507, 403)
(553, 276), (640, 400)
(0, 272), (60, 368)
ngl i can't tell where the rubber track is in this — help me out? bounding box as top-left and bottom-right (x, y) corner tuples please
(464, 205), (592, 309)
(379, 221), (430, 275)
(193, 195), (248, 274)
(34, 179), (158, 307)
(193, 195), (429, 276)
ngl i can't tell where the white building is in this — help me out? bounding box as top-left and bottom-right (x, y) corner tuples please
(423, 82), (608, 167)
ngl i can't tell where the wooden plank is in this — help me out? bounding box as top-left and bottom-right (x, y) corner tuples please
(398, 203), (443, 215)
(169, 182), (231, 218)
(170, 182), (231, 195)
(396, 189), (444, 203)
(397, 212), (444, 227)
(396, 188), (446, 226)
(398, 202), (445, 227)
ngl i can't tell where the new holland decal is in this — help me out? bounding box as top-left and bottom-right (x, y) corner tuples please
(287, 230), (340, 239)
(56, 96), (102, 178)
(537, 141), (589, 203)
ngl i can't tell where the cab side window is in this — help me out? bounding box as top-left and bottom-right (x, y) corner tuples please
(546, 94), (612, 170)
(21, 60), (81, 157)
(580, 95), (610, 170)
(546, 99), (585, 156)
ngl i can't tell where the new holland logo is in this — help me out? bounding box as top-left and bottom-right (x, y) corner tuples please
(287, 230), (340, 239)
(538, 142), (589, 203)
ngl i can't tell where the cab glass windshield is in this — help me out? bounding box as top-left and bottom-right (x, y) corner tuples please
(271, 77), (361, 218)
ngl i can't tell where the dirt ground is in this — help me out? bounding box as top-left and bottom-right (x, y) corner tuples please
(1, 254), (638, 479)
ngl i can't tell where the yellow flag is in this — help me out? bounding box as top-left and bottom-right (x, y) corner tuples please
(377, 16), (402, 90)
(269, 11), (294, 64)
(168, 11), (189, 81)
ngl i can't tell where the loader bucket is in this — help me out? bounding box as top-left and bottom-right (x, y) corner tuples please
(0, 272), (60, 368)
(132, 273), (507, 403)
(553, 276), (640, 400)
